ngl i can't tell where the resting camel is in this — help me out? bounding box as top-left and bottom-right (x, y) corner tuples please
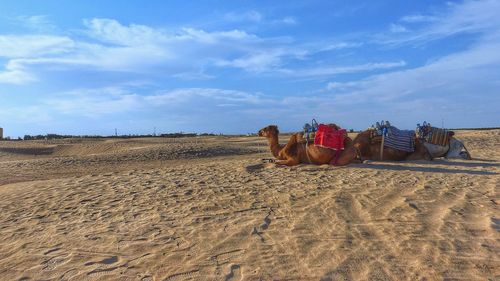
(258, 125), (432, 166)
(421, 131), (471, 160)
(340, 129), (432, 163)
(257, 125), (286, 160)
(258, 125), (356, 166)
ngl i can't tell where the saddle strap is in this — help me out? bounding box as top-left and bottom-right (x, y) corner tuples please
(329, 149), (341, 166)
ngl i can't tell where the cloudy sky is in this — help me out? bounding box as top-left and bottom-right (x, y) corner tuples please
(1, 0), (499, 137)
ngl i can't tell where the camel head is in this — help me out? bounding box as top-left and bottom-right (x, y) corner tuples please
(258, 125), (279, 138)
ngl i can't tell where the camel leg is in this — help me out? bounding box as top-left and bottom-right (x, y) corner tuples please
(334, 146), (358, 166)
(277, 133), (300, 160)
(273, 133), (302, 166)
(407, 142), (432, 161)
(276, 158), (300, 166)
(347, 146), (363, 164)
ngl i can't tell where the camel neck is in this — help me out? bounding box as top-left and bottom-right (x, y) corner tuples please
(267, 135), (281, 158)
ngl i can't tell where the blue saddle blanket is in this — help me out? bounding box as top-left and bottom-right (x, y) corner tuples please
(384, 127), (415, 152)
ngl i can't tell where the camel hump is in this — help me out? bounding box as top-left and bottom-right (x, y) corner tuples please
(325, 123), (341, 130)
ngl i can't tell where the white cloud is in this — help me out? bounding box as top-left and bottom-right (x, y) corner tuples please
(145, 88), (265, 105)
(325, 81), (360, 91)
(0, 105), (53, 124)
(83, 18), (256, 46)
(0, 58), (38, 84)
(0, 69), (35, 84)
(326, 82), (343, 90)
(0, 19), (264, 83)
(15, 15), (57, 32)
(325, 34), (500, 114)
(276, 36), (500, 128)
(320, 42), (363, 51)
(215, 43), (394, 75)
(2, 1), (499, 134)
(26, 86), (277, 134)
(0, 35), (74, 58)
(224, 11), (263, 22)
(316, 0), (500, 128)
(83, 18), (168, 46)
(180, 27), (255, 43)
(279, 17), (297, 25)
(224, 11), (297, 26)
(378, 0), (500, 45)
(43, 87), (140, 117)
(70, 19), (293, 74)
(216, 51), (284, 72)
(282, 61), (406, 77)
(172, 70), (214, 80)
(400, 14), (436, 23)
(389, 23), (407, 33)
(43, 87), (267, 118)
(0, 17), (407, 85)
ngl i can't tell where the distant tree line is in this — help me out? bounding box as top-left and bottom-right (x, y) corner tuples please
(5, 127), (498, 141)
(19, 132), (219, 141)
(23, 134), (75, 140)
(449, 127), (500, 131)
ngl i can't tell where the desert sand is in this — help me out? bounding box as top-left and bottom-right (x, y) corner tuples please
(0, 130), (498, 280)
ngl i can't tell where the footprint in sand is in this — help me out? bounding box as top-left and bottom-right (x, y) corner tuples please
(404, 198), (420, 211)
(260, 210), (272, 230)
(491, 217), (500, 231)
(43, 247), (61, 255)
(84, 255), (119, 266)
(41, 254), (70, 271)
(82, 255), (123, 278)
(163, 269), (200, 281)
(250, 208), (275, 244)
(225, 264), (242, 281)
(211, 249), (244, 266)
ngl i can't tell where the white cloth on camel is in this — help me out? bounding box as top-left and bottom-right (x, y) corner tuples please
(423, 142), (449, 158)
(446, 138), (467, 159)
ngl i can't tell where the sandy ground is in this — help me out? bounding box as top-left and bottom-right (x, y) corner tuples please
(0, 130), (498, 280)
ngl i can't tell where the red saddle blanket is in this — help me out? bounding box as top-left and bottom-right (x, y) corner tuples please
(314, 124), (346, 150)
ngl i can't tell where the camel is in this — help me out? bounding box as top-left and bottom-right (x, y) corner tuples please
(257, 125), (286, 160)
(258, 125), (356, 166)
(422, 131), (471, 160)
(258, 125), (432, 166)
(335, 129), (432, 163)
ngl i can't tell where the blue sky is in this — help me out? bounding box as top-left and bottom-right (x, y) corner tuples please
(0, 0), (499, 137)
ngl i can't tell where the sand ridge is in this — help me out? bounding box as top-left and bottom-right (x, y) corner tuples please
(0, 130), (498, 280)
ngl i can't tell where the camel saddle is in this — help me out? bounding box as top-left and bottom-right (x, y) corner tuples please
(416, 122), (450, 146)
(314, 124), (346, 150)
(370, 121), (415, 152)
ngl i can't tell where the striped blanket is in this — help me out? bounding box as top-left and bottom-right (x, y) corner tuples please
(384, 126), (415, 152)
(423, 127), (450, 146)
(416, 122), (450, 146)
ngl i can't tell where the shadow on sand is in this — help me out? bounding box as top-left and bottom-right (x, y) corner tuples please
(430, 159), (500, 169)
(0, 147), (55, 155)
(352, 161), (498, 176)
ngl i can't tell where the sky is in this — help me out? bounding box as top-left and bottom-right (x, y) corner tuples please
(0, 0), (499, 137)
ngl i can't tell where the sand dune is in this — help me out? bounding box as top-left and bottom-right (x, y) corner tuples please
(0, 130), (498, 280)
